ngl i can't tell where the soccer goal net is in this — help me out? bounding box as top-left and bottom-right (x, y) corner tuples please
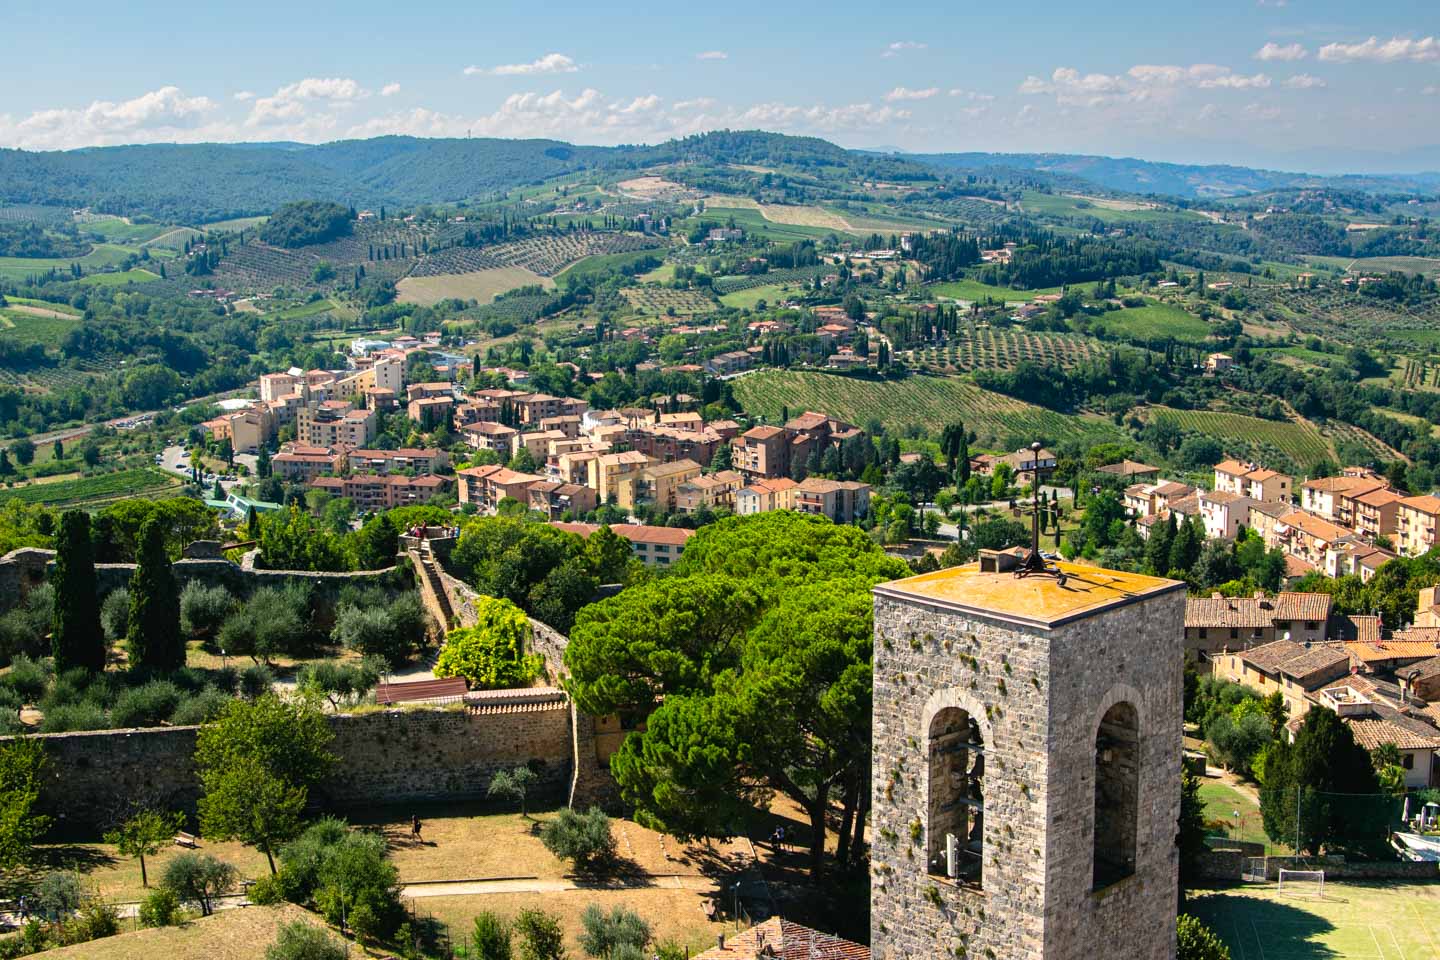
(1277, 869), (1325, 897)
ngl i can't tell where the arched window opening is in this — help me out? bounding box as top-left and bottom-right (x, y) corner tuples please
(927, 706), (984, 887)
(1093, 701), (1139, 890)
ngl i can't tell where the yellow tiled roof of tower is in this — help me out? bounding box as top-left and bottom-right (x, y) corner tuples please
(875, 561), (1184, 628)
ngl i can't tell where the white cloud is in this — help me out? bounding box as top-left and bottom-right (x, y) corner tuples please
(246, 77), (368, 130)
(1424, 85), (1440, 96)
(1319, 36), (1440, 63)
(884, 86), (940, 102)
(949, 89), (995, 101)
(1198, 72), (1271, 89)
(1284, 73), (1326, 89)
(695, 51), (728, 61)
(1256, 42), (1308, 62)
(233, 91), (255, 102)
(0, 86), (218, 150)
(466, 53), (579, 77)
(380, 82), (401, 97)
(882, 41), (927, 58)
(1022, 62), (1275, 107)
(673, 97), (717, 111)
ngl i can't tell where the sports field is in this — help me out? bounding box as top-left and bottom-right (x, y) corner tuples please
(1187, 880), (1440, 959)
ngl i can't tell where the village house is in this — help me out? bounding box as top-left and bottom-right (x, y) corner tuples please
(309, 473), (450, 512)
(1325, 541), (1397, 582)
(1211, 639), (1351, 719)
(1214, 459), (1292, 504)
(1312, 680), (1440, 788)
(456, 465), (546, 513)
(673, 470), (745, 514)
(1346, 487), (1404, 539)
(526, 481), (598, 520)
(551, 521), (695, 567)
(459, 421), (519, 460)
(734, 477), (798, 515)
(794, 478), (872, 523)
(1300, 474), (1390, 523)
(1273, 510), (1355, 569)
(1095, 459), (1162, 482)
(1397, 495), (1440, 557)
(1184, 591), (1335, 659)
(1199, 490), (1255, 541)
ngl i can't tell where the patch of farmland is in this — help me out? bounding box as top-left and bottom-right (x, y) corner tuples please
(1092, 302), (1211, 342)
(703, 196), (852, 231)
(0, 243), (136, 283)
(398, 267), (553, 306)
(621, 287), (718, 316)
(1146, 405), (1331, 467)
(712, 266), (827, 295)
(910, 327), (1111, 372)
(77, 268), (161, 287)
(732, 369), (1124, 446)
(617, 176), (693, 199)
(0, 204), (71, 224)
(0, 468), (179, 508)
(79, 218), (170, 244)
(0, 308), (80, 347)
(411, 232), (660, 279)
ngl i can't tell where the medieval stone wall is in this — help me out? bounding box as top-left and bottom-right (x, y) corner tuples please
(8, 705), (572, 830)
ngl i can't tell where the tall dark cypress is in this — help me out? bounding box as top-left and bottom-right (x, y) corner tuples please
(51, 510), (105, 672)
(125, 518), (183, 673)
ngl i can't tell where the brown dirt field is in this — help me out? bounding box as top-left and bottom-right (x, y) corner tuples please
(616, 176), (688, 199)
(34, 904), (326, 960)
(412, 887), (728, 957)
(396, 267), (552, 307)
(702, 196), (853, 231)
(6, 304), (78, 320)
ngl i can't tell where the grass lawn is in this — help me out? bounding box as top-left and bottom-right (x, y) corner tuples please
(638, 262), (676, 284)
(928, 279), (1063, 302)
(1186, 880), (1440, 960)
(30, 904), (326, 960)
(719, 282), (805, 310)
(555, 248), (664, 284)
(1197, 779), (1286, 855)
(199, 215), (269, 232)
(20, 837), (272, 905)
(1094, 302), (1211, 341)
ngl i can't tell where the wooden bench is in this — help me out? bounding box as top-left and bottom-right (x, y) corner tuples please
(173, 832), (198, 849)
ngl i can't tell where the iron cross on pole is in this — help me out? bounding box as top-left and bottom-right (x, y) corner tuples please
(1015, 441), (1067, 586)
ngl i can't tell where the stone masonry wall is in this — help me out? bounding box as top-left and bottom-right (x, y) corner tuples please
(869, 585), (1185, 960)
(1042, 590), (1185, 960)
(8, 705), (572, 830)
(870, 593), (1054, 960)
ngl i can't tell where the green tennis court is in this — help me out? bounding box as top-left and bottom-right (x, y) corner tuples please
(1187, 881), (1440, 959)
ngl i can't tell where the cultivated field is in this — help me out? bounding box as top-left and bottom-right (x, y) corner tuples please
(733, 369), (1123, 445)
(703, 196), (853, 231)
(0, 243), (135, 283)
(77, 268), (161, 287)
(1095, 302), (1212, 341)
(1186, 881), (1440, 960)
(1144, 406), (1332, 467)
(909, 327), (1112, 372)
(621, 287), (718, 315)
(397, 267), (553, 306)
(0, 468), (180, 508)
(0, 306), (81, 346)
(928, 279), (1063, 303)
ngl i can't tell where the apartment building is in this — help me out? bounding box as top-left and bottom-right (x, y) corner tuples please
(628, 459), (702, 512)
(588, 450), (652, 505)
(309, 473), (450, 512)
(734, 426), (789, 480)
(527, 481), (598, 520)
(1346, 487), (1404, 539)
(1274, 511), (1354, 569)
(348, 448), (449, 476)
(794, 478), (872, 523)
(460, 422), (519, 459)
(271, 445), (346, 481)
(624, 425), (722, 467)
(734, 477), (799, 515)
(1300, 475), (1389, 523)
(456, 465), (546, 512)
(551, 522), (695, 567)
(674, 471), (745, 514)
(298, 402), (376, 448)
(1199, 490), (1254, 541)
(1397, 495), (1440, 557)
(407, 395), (454, 429)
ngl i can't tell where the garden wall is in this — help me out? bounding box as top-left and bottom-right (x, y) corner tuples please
(1195, 850), (1440, 881)
(8, 702), (573, 831)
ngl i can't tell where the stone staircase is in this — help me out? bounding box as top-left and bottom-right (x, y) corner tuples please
(412, 541), (456, 631)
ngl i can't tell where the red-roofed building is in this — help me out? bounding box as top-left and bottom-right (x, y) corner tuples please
(457, 465), (546, 513)
(692, 919), (869, 960)
(550, 522), (695, 567)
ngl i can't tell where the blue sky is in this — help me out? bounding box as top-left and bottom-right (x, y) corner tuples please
(2, 0), (1437, 172)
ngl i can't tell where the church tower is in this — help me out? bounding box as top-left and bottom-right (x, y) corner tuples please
(869, 550), (1185, 959)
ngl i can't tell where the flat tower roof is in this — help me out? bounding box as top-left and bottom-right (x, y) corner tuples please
(873, 561), (1184, 629)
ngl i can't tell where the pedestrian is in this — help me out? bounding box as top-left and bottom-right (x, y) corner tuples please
(775, 825), (786, 853)
(411, 813), (423, 841)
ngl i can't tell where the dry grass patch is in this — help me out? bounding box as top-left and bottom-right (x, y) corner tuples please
(25, 837), (271, 905)
(396, 267), (552, 306)
(34, 904), (325, 960)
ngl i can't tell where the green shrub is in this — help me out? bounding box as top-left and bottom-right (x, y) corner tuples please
(39, 702), (109, 733)
(579, 903), (651, 958)
(110, 680), (182, 727)
(59, 902), (119, 944)
(330, 601), (416, 668)
(219, 586), (312, 663)
(32, 871), (84, 919)
(0, 609), (43, 665)
(468, 911), (513, 960)
(539, 807), (615, 872)
(514, 909), (565, 960)
(246, 874), (283, 906)
(435, 597), (541, 690)
(169, 687), (233, 725)
(138, 888), (182, 928)
(264, 920), (347, 960)
(296, 659), (381, 709)
(0, 655), (49, 702)
(180, 582), (235, 641)
(100, 588), (130, 642)
(239, 663), (275, 699)
(1177, 915), (1231, 960)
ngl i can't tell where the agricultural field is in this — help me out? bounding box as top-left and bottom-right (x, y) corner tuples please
(720, 282), (805, 310)
(1143, 406), (1332, 467)
(0, 203), (71, 224)
(1020, 191), (1204, 224)
(1307, 255), (1440, 279)
(1092, 302), (1212, 342)
(0, 306), (81, 346)
(77, 267), (162, 287)
(688, 205), (837, 242)
(199, 215), (269, 232)
(0, 242), (136, 283)
(77, 217), (170, 244)
(397, 267), (553, 306)
(704, 196), (853, 232)
(413, 232), (661, 280)
(553, 245), (663, 283)
(909, 327), (1112, 372)
(928, 279), (1063, 303)
(1186, 881), (1440, 960)
(620, 286), (718, 315)
(733, 369), (1124, 446)
(712, 265), (827, 295)
(0, 468), (180, 508)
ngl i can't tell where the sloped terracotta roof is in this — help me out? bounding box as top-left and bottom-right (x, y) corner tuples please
(692, 919), (870, 960)
(1274, 592), (1333, 621)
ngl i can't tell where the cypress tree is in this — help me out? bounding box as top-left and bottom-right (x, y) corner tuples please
(51, 510), (105, 672)
(125, 517), (183, 673)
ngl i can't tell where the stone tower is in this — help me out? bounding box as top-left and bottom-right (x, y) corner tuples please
(869, 551), (1185, 960)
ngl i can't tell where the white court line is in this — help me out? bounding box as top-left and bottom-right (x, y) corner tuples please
(1251, 917), (1268, 960)
(1370, 924), (1389, 960)
(1409, 900), (1440, 956)
(1386, 923), (1408, 960)
(1233, 918), (1250, 960)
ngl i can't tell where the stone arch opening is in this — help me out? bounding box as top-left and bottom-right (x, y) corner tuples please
(1093, 700), (1140, 890)
(927, 706), (985, 887)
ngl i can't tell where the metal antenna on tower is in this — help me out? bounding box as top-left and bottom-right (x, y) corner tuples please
(1015, 441), (1067, 586)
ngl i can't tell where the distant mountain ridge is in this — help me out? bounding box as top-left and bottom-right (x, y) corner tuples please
(903, 151), (1440, 199)
(1, 131), (1436, 224)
